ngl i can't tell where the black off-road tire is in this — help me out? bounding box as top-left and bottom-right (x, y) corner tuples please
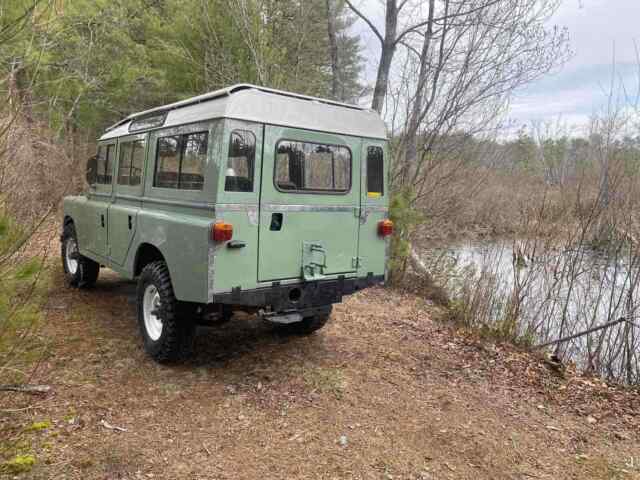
(61, 222), (99, 288)
(276, 305), (333, 335)
(136, 260), (196, 363)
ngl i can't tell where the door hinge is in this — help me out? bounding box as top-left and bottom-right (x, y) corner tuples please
(352, 257), (362, 269)
(354, 207), (369, 224)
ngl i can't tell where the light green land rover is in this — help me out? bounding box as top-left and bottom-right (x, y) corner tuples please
(62, 84), (392, 362)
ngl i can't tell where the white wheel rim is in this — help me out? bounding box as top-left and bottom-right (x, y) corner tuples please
(65, 238), (79, 275)
(143, 285), (163, 341)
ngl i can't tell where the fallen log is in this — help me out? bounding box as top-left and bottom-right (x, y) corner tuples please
(534, 317), (628, 349)
(0, 384), (51, 394)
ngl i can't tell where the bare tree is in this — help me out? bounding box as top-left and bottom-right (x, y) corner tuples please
(346, 0), (507, 113)
(398, 0), (570, 191)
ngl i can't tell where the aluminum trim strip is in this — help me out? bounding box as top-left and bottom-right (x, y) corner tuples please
(113, 194), (142, 203)
(364, 206), (389, 213)
(138, 196), (216, 210)
(215, 203), (257, 212)
(261, 204), (354, 213)
(88, 192), (112, 199)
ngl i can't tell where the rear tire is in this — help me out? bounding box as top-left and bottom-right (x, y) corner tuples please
(136, 260), (195, 363)
(276, 305), (333, 335)
(61, 222), (99, 288)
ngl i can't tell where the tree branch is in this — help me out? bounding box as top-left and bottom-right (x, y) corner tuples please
(344, 0), (384, 44)
(395, 0), (504, 45)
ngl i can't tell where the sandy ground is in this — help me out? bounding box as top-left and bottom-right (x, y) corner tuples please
(1, 268), (640, 479)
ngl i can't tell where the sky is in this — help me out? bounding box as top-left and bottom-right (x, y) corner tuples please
(351, 0), (640, 134)
(509, 0), (640, 133)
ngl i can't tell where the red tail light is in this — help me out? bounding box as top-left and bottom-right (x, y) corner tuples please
(212, 222), (233, 242)
(378, 219), (393, 237)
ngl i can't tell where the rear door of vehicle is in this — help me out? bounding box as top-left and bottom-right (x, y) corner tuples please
(258, 126), (361, 282)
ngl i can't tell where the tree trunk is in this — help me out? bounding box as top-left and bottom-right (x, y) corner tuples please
(372, 42), (395, 113)
(402, 0), (435, 183)
(325, 0), (339, 100)
(371, 0), (398, 114)
(8, 58), (33, 122)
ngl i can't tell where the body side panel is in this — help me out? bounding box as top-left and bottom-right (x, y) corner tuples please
(131, 206), (212, 303)
(210, 119), (263, 295)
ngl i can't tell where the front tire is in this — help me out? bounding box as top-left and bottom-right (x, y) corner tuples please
(136, 261), (195, 363)
(276, 305), (333, 335)
(61, 222), (99, 288)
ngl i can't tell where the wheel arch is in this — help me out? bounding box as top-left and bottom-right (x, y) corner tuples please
(133, 243), (167, 277)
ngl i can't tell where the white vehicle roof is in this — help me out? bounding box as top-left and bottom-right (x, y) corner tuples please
(100, 84), (387, 141)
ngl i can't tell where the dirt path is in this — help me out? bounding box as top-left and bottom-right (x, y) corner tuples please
(2, 268), (640, 479)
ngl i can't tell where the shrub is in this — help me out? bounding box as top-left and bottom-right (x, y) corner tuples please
(0, 209), (48, 381)
(388, 187), (423, 283)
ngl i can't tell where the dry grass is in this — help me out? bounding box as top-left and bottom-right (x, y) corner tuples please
(414, 167), (598, 244)
(0, 112), (85, 224)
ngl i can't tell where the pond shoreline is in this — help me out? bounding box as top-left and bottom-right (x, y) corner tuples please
(416, 236), (640, 386)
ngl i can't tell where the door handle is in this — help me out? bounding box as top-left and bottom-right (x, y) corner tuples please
(100, 214), (105, 228)
(227, 240), (246, 249)
(270, 213), (283, 231)
(128, 215), (132, 230)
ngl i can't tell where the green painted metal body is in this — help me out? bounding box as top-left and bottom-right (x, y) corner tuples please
(63, 87), (389, 307)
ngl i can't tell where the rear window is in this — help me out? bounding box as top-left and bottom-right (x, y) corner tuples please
(275, 140), (351, 193)
(366, 146), (384, 197)
(117, 139), (145, 186)
(96, 144), (115, 184)
(154, 132), (208, 190)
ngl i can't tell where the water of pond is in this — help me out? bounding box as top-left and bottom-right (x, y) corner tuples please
(424, 240), (640, 384)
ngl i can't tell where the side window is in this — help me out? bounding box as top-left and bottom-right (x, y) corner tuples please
(180, 132), (207, 190)
(105, 145), (115, 184)
(117, 139), (146, 186)
(225, 130), (256, 192)
(95, 146), (106, 184)
(95, 145), (115, 185)
(131, 140), (145, 186)
(155, 136), (180, 188)
(366, 146), (384, 197)
(117, 142), (132, 185)
(154, 132), (207, 190)
(275, 141), (351, 193)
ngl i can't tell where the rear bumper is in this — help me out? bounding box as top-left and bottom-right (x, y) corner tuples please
(212, 274), (385, 311)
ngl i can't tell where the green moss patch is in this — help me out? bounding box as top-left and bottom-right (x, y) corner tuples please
(1, 454), (36, 474)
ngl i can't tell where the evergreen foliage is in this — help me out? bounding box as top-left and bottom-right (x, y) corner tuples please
(0, 0), (367, 139)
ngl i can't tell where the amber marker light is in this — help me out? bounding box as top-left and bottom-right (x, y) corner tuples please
(212, 222), (233, 242)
